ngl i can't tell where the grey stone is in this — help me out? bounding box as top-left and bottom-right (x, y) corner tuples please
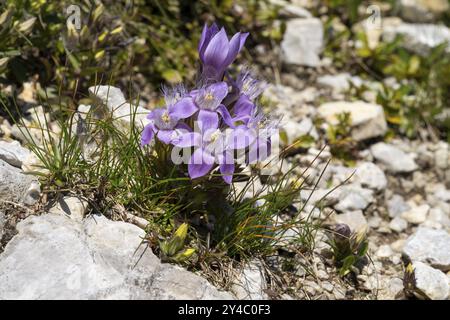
(423, 207), (450, 229)
(0, 213), (232, 299)
(334, 210), (368, 234)
(398, 0), (449, 23)
(317, 101), (387, 141)
(403, 227), (450, 271)
(281, 18), (324, 67)
(0, 211), (5, 239)
(334, 184), (374, 212)
(376, 245), (394, 259)
(389, 216), (408, 233)
(370, 142), (418, 173)
(411, 261), (449, 300)
(354, 162), (387, 191)
(48, 196), (88, 222)
(0, 159), (39, 204)
(270, 0), (312, 18)
(300, 188), (342, 207)
(401, 204), (430, 224)
(387, 194), (411, 218)
(231, 260), (267, 300)
(383, 21), (450, 56)
(0, 140), (31, 168)
(317, 73), (363, 93)
(88, 86), (150, 130)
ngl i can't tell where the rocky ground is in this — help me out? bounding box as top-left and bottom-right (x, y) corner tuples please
(1, 0), (450, 300)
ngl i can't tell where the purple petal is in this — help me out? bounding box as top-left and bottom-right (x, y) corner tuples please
(248, 137), (271, 164)
(219, 162), (235, 184)
(203, 28), (229, 71)
(169, 97), (198, 119)
(228, 126), (255, 149)
(157, 130), (174, 144)
(234, 95), (255, 121)
(141, 123), (155, 146)
(198, 23), (219, 61)
(198, 109), (219, 132)
(217, 104), (235, 127)
(188, 148), (215, 179)
(208, 82), (229, 104)
(172, 132), (201, 148)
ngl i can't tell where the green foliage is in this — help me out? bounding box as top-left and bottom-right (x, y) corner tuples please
(0, 0), (280, 104)
(326, 224), (369, 277)
(322, 4), (450, 141)
(159, 223), (196, 263)
(324, 113), (357, 165)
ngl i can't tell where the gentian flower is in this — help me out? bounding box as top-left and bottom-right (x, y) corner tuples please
(173, 126), (235, 184)
(141, 86), (196, 145)
(188, 82), (233, 132)
(198, 23), (249, 81)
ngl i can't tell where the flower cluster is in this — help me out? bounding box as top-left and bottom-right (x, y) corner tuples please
(141, 24), (278, 184)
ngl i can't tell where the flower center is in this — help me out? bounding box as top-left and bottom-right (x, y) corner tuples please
(204, 92), (214, 101)
(161, 111), (171, 124)
(210, 129), (221, 143)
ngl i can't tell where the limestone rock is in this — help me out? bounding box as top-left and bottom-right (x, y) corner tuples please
(403, 227), (450, 271)
(0, 213), (232, 299)
(318, 101), (387, 141)
(281, 18), (324, 67)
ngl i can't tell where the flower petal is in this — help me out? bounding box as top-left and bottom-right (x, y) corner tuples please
(188, 148), (215, 179)
(172, 132), (202, 148)
(169, 97), (198, 119)
(222, 32), (248, 69)
(219, 161), (235, 184)
(198, 23), (219, 61)
(217, 104), (235, 127)
(198, 109), (219, 132)
(141, 123), (155, 146)
(234, 95), (255, 121)
(203, 28), (229, 72)
(228, 126), (255, 149)
(157, 130), (175, 144)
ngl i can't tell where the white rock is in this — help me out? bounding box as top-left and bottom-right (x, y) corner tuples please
(354, 162), (387, 191)
(0, 159), (39, 204)
(334, 184), (374, 212)
(0, 140), (32, 168)
(281, 18), (324, 67)
(435, 145), (449, 170)
(299, 188), (341, 206)
(270, 0), (312, 18)
(403, 227), (450, 271)
(370, 142), (418, 173)
(412, 261), (449, 300)
(0, 211), (5, 238)
(317, 73), (363, 93)
(317, 101), (387, 141)
(88, 85), (150, 130)
(282, 117), (318, 144)
(0, 213), (232, 299)
(398, 0), (449, 23)
(383, 21), (450, 56)
(401, 204), (430, 224)
(389, 216), (408, 233)
(232, 260), (267, 300)
(334, 210), (368, 234)
(387, 194), (411, 218)
(423, 207), (450, 229)
(376, 244), (394, 259)
(48, 196), (88, 222)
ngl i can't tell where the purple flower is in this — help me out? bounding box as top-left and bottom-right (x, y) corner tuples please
(173, 127), (236, 184)
(141, 86), (196, 145)
(228, 108), (279, 164)
(186, 82), (233, 132)
(198, 23), (249, 81)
